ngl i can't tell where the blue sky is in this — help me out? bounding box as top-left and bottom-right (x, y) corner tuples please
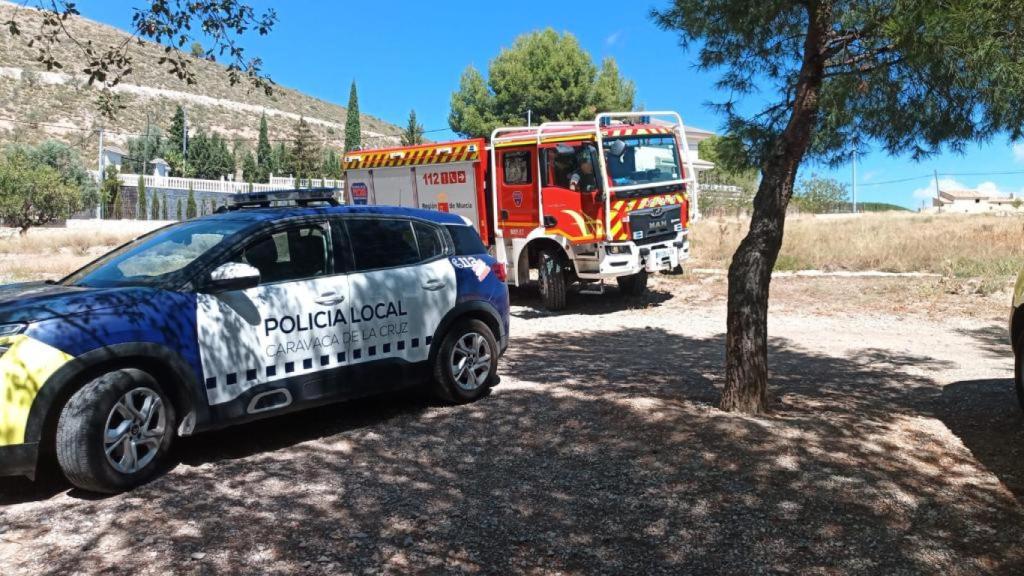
(74, 1), (1024, 209)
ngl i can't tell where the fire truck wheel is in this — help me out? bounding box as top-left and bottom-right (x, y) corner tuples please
(537, 249), (568, 311)
(432, 319), (498, 404)
(616, 270), (649, 297)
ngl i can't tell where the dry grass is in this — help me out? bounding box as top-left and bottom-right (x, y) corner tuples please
(0, 226), (140, 282)
(690, 212), (1024, 292)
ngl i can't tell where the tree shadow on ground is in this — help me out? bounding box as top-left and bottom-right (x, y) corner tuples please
(958, 324), (1013, 360)
(936, 378), (1024, 501)
(1, 329), (1022, 575)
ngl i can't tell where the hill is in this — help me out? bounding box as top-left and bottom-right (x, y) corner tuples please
(0, 1), (402, 171)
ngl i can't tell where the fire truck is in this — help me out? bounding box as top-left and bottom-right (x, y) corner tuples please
(342, 111), (700, 310)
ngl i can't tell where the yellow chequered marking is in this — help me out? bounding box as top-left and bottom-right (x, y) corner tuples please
(0, 335), (73, 446)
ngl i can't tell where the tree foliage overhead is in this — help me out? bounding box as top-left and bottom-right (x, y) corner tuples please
(449, 29), (636, 138)
(4, 1), (277, 118)
(653, 1), (1024, 168)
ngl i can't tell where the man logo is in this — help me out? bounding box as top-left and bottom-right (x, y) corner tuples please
(651, 206), (664, 217)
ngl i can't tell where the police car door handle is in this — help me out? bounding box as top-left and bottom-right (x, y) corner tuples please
(422, 279), (446, 291)
(314, 292), (345, 306)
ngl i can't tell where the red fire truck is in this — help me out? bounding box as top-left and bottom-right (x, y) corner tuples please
(342, 111), (700, 310)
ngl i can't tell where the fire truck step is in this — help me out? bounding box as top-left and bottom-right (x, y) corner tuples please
(578, 281), (605, 295)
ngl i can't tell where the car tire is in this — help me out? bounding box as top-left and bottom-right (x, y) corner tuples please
(432, 319), (499, 404)
(538, 249), (568, 311)
(56, 369), (175, 493)
(617, 270), (649, 296)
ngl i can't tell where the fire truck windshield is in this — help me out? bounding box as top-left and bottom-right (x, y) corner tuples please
(603, 135), (682, 189)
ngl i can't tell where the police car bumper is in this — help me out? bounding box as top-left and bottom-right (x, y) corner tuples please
(590, 233), (690, 277)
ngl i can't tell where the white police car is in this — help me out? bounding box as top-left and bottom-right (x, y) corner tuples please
(0, 190), (510, 492)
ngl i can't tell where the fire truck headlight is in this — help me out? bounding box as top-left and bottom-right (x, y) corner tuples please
(605, 244), (631, 255)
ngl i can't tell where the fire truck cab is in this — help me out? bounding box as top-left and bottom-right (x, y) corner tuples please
(343, 111), (700, 311)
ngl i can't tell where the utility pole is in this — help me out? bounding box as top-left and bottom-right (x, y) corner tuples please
(933, 168), (941, 199)
(527, 109), (532, 127)
(851, 149), (858, 213)
(96, 127), (104, 220)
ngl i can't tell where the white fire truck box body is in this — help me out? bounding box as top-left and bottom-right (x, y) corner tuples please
(343, 139), (491, 244)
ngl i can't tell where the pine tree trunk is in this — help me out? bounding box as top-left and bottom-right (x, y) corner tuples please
(719, 5), (831, 414)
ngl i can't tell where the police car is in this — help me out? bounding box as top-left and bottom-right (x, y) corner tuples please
(0, 189), (510, 492)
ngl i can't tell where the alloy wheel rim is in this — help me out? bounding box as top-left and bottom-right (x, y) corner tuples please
(450, 332), (492, 391)
(103, 387), (166, 475)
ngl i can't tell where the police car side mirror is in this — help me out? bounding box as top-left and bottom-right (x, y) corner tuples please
(205, 262), (261, 293)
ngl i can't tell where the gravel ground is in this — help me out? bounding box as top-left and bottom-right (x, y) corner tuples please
(1, 275), (1023, 575)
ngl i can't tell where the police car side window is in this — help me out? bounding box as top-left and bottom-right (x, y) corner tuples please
(345, 219), (421, 271)
(413, 222), (445, 260)
(446, 224), (487, 256)
(241, 224), (329, 284)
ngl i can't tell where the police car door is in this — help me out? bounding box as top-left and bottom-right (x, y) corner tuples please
(197, 220), (350, 408)
(339, 217), (456, 384)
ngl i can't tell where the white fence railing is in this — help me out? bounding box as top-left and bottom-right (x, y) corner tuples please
(91, 172), (344, 195)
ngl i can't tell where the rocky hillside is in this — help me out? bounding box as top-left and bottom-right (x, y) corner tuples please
(0, 1), (401, 169)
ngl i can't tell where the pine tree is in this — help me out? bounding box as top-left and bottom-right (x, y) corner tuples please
(291, 116), (320, 183)
(186, 184), (197, 219)
(401, 109), (424, 145)
(151, 191), (161, 220)
(256, 113), (272, 182)
(136, 174), (147, 220)
(344, 80), (361, 152)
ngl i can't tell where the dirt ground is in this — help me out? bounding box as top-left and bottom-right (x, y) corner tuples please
(1, 274), (1023, 575)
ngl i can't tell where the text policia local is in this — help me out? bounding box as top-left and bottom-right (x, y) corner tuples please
(264, 301), (409, 337)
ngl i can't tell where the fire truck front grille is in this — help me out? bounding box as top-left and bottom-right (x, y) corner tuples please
(629, 205), (682, 246)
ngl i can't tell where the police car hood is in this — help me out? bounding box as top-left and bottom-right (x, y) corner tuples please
(0, 282), (156, 323)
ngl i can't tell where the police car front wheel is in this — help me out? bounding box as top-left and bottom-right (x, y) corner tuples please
(433, 319), (498, 404)
(55, 369), (176, 493)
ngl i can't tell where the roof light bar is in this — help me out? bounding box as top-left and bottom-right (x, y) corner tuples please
(229, 187), (342, 209)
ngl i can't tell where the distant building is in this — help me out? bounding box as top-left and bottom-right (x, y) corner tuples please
(931, 188), (1022, 214)
(149, 158), (170, 177)
(100, 145), (125, 172)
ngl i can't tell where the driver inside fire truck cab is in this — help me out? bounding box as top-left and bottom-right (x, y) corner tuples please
(556, 145), (598, 193)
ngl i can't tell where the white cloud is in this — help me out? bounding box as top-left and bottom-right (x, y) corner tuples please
(605, 31), (622, 46)
(912, 177), (964, 199)
(976, 181), (1000, 196)
(1014, 142), (1024, 164)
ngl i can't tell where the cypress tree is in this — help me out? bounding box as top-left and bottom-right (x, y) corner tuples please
(136, 174), (147, 220)
(344, 80), (361, 152)
(256, 113), (272, 182)
(163, 193), (170, 220)
(151, 191), (161, 220)
(186, 184), (197, 218)
(176, 198), (183, 221)
(113, 191), (123, 220)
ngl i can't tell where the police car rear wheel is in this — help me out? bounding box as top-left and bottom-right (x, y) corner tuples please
(56, 369), (175, 493)
(433, 319), (498, 404)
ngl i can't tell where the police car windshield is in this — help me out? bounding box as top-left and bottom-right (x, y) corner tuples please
(603, 136), (682, 188)
(63, 220), (250, 288)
